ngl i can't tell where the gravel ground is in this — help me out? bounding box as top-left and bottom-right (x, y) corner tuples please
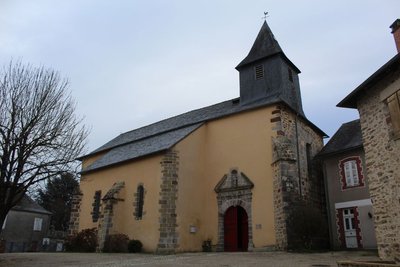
(0, 250), (379, 267)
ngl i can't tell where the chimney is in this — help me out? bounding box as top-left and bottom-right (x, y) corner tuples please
(390, 19), (400, 53)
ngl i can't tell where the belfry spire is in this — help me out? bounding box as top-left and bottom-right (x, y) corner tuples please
(236, 21), (304, 116)
(236, 21), (284, 70)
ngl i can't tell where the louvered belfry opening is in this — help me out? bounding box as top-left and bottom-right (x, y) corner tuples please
(254, 64), (264, 80)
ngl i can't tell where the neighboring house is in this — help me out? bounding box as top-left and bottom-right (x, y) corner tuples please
(0, 196), (51, 253)
(71, 21), (328, 253)
(318, 119), (377, 250)
(337, 19), (400, 262)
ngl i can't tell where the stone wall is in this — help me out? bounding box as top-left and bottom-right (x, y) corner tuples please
(97, 181), (125, 251)
(279, 105), (325, 206)
(271, 134), (297, 249)
(357, 81), (400, 262)
(157, 149), (179, 254)
(97, 199), (114, 251)
(270, 104), (327, 249)
(215, 169), (254, 251)
(68, 188), (83, 236)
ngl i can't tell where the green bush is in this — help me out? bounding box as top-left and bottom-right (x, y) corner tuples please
(128, 239), (143, 253)
(102, 234), (129, 253)
(65, 228), (98, 252)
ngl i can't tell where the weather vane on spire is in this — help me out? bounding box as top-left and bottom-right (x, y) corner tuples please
(262, 12), (269, 20)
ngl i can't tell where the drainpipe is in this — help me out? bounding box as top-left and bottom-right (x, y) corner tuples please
(294, 113), (302, 197)
(321, 160), (334, 250)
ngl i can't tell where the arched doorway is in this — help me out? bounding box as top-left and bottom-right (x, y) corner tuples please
(224, 206), (248, 252)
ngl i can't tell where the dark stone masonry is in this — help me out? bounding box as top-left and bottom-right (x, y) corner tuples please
(157, 149), (180, 254)
(270, 105), (327, 249)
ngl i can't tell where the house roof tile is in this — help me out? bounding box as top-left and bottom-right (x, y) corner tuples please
(318, 119), (363, 157)
(12, 195), (52, 215)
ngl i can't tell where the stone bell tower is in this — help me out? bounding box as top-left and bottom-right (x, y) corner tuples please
(236, 21), (305, 117)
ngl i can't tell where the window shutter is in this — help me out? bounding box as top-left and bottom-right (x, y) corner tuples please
(340, 157), (364, 189)
(344, 160), (359, 187)
(387, 92), (400, 138)
(344, 162), (353, 186)
(351, 161), (359, 185)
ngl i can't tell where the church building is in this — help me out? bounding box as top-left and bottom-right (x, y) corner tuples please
(70, 21), (328, 253)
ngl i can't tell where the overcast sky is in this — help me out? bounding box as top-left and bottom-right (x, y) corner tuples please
(1, 1), (399, 153)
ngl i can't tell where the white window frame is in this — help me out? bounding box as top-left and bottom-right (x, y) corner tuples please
(343, 208), (356, 231)
(344, 160), (359, 187)
(33, 217), (43, 231)
(339, 156), (364, 190)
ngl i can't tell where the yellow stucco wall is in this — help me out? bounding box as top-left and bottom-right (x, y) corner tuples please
(174, 106), (276, 252)
(79, 105), (277, 252)
(79, 155), (162, 251)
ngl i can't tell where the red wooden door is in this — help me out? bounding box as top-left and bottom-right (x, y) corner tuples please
(224, 206), (238, 251)
(224, 206), (248, 252)
(238, 207), (248, 251)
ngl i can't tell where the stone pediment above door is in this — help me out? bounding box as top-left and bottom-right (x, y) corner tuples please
(214, 169), (254, 193)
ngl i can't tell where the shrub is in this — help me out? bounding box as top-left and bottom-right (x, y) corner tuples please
(65, 228), (98, 252)
(128, 239), (143, 253)
(102, 234), (129, 253)
(64, 234), (76, 252)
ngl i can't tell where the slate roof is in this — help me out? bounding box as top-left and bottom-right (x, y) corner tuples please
(236, 21), (300, 73)
(337, 53), (400, 108)
(81, 95), (326, 173)
(12, 195), (52, 215)
(318, 119), (363, 157)
(83, 123), (203, 173)
(89, 96), (276, 156)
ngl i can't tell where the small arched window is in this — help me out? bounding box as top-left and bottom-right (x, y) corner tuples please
(91, 190), (101, 222)
(135, 185), (144, 220)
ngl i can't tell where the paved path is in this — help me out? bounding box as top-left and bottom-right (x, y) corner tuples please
(0, 251), (379, 267)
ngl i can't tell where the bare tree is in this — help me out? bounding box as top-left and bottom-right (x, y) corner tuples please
(0, 61), (88, 232)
